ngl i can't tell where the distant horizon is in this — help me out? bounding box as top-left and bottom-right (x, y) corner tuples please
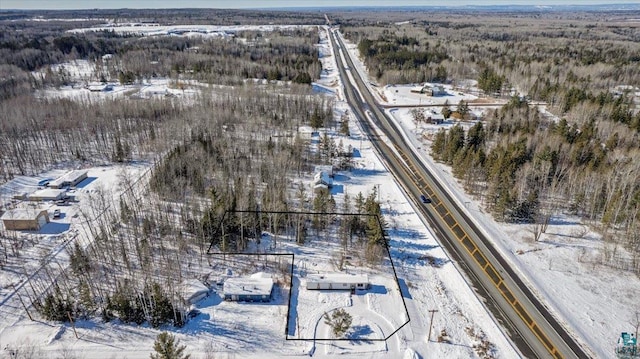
(2, 0), (640, 10)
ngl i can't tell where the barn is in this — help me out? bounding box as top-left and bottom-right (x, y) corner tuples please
(306, 273), (369, 291)
(223, 272), (274, 302)
(49, 170), (88, 189)
(1, 209), (49, 230)
(26, 188), (66, 202)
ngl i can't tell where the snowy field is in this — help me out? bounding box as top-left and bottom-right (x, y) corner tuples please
(68, 24), (313, 37)
(0, 23), (636, 359)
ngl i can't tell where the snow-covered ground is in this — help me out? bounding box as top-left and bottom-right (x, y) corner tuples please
(0, 25), (525, 359)
(338, 30), (640, 359)
(69, 23), (313, 37)
(1, 23), (635, 359)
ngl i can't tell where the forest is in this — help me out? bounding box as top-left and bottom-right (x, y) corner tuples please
(339, 10), (640, 273)
(1, 6), (638, 336)
(0, 8), (395, 329)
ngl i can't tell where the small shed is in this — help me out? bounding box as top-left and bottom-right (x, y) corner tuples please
(314, 165), (333, 178)
(426, 113), (445, 124)
(306, 273), (369, 291)
(179, 279), (210, 305)
(1, 209), (49, 230)
(429, 85), (447, 97)
(49, 170), (88, 189)
(26, 188), (66, 202)
(298, 126), (314, 140)
(223, 272), (274, 302)
(313, 171), (333, 188)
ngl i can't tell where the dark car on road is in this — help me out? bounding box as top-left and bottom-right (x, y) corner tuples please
(420, 194), (431, 204)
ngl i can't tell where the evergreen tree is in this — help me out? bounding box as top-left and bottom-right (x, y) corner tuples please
(466, 122), (485, 151)
(364, 188), (387, 247)
(149, 283), (182, 328)
(150, 332), (190, 359)
(444, 125), (465, 164)
(431, 129), (446, 161)
(456, 100), (469, 118)
(441, 100), (452, 119)
(323, 309), (353, 338)
(339, 112), (350, 136)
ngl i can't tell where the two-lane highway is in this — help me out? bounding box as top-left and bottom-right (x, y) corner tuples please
(327, 26), (590, 359)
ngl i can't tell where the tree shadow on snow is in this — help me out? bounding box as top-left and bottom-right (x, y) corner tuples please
(348, 325), (374, 344)
(397, 278), (413, 299)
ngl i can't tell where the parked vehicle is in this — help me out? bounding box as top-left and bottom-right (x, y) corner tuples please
(38, 178), (53, 187)
(420, 194), (431, 204)
(53, 209), (61, 218)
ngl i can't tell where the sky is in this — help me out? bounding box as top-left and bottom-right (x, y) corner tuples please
(2, 0), (639, 10)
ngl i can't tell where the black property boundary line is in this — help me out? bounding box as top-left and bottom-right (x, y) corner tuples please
(206, 210), (410, 342)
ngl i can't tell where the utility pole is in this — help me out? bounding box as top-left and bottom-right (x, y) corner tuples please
(427, 309), (438, 342)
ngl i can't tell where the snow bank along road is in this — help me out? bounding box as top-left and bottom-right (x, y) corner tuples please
(328, 26), (590, 359)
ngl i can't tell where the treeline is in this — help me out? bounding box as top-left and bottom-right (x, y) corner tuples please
(341, 16), (640, 99)
(1, 8), (326, 26)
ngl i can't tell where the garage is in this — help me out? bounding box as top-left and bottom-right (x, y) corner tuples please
(1, 209), (50, 231)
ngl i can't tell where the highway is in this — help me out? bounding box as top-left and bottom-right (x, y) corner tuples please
(326, 26), (590, 359)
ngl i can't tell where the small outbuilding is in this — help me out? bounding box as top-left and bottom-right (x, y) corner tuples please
(179, 279), (210, 305)
(313, 171), (333, 188)
(26, 188), (66, 202)
(49, 170), (88, 189)
(429, 85), (447, 97)
(306, 273), (370, 291)
(1, 209), (49, 230)
(223, 272), (274, 302)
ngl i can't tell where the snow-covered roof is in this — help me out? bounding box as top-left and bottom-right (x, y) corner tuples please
(49, 170), (87, 188)
(1, 208), (47, 220)
(313, 171), (333, 187)
(298, 125), (314, 134)
(314, 165), (333, 175)
(27, 188), (66, 200)
(224, 272), (273, 297)
(307, 273), (369, 285)
(179, 279), (209, 305)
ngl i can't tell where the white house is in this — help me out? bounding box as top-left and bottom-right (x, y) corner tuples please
(306, 273), (370, 290)
(223, 272), (274, 302)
